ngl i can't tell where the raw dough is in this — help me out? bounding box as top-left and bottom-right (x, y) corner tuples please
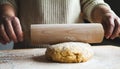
(45, 42), (94, 63)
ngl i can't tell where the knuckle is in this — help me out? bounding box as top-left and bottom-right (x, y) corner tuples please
(14, 17), (20, 24)
(108, 15), (112, 18)
(4, 15), (13, 20)
(107, 14), (113, 19)
(13, 16), (17, 20)
(110, 23), (115, 28)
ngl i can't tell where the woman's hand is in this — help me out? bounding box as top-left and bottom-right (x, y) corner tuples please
(0, 4), (23, 44)
(101, 12), (120, 39)
(91, 5), (120, 39)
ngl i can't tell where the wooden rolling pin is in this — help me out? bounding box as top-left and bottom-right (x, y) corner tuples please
(31, 23), (104, 45)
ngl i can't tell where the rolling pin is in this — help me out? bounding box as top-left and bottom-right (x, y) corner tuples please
(31, 23), (104, 45)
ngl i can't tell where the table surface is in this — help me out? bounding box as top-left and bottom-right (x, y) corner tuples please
(0, 45), (120, 69)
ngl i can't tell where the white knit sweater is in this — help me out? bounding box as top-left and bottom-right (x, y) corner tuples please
(0, 0), (110, 48)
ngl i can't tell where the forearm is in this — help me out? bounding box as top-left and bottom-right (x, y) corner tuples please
(91, 4), (112, 23)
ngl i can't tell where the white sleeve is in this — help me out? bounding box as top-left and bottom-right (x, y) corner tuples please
(80, 0), (111, 22)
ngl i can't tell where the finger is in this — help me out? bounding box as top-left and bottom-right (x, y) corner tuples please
(102, 20), (107, 36)
(105, 17), (115, 39)
(110, 19), (120, 39)
(0, 24), (10, 44)
(12, 17), (23, 42)
(3, 17), (18, 43)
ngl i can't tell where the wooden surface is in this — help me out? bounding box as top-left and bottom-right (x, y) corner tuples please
(0, 45), (120, 69)
(31, 24), (104, 45)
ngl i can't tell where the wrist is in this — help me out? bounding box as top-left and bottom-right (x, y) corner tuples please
(91, 4), (112, 22)
(0, 4), (16, 17)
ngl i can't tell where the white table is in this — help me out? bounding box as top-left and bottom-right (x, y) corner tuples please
(0, 45), (120, 69)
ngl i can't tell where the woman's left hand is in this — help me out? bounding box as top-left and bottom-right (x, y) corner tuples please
(101, 11), (120, 39)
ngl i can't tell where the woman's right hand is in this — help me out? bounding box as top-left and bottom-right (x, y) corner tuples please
(0, 4), (23, 44)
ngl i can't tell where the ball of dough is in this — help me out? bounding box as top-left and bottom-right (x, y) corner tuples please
(45, 42), (94, 63)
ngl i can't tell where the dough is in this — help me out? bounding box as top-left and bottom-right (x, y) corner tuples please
(45, 42), (94, 63)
